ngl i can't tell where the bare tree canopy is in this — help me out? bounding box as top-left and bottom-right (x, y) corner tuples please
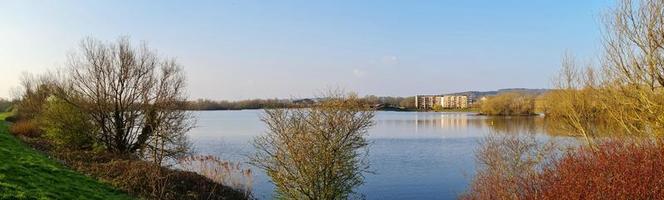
(542, 0), (664, 142)
(251, 92), (375, 199)
(59, 37), (193, 163)
(604, 0), (664, 89)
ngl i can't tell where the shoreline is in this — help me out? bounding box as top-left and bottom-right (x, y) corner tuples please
(187, 107), (481, 113)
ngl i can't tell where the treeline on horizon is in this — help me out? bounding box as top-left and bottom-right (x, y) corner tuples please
(185, 95), (416, 110)
(0, 98), (11, 112)
(1, 95), (415, 111)
(185, 88), (549, 111)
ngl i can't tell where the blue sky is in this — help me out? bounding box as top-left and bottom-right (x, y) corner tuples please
(0, 0), (613, 100)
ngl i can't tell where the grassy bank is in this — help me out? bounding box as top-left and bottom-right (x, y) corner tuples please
(0, 113), (133, 200)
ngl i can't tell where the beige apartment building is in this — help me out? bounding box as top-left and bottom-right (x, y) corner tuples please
(415, 95), (468, 110)
(441, 95), (468, 109)
(415, 95), (441, 110)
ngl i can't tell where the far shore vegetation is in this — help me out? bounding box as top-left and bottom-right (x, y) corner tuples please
(186, 96), (485, 113)
(186, 95), (414, 111)
(478, 92), (537, 116)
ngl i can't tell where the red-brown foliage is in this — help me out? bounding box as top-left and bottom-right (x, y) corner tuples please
(532, 140), (664, 200)
(9, 120), (41, 138)
(461, 135), (556, 200)
(464, 139), (664, 200)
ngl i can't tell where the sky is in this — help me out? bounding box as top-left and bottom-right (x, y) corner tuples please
(0, 0), (614, 100)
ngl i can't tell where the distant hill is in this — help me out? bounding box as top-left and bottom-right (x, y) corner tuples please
(496, 88), (550, 94)
(446, 88), (550, 100)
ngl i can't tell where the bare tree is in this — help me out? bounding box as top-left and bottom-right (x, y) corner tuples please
(14, 72), (58, 120)
(600, 0), (664, 137)
(462, 134), (558, 200)
(542, 0), (664, 142)
(251, 92), (375, 199)
(60, 37), (193, 163)
(604, 0), (664, 89)
(543, 54), (608, 145)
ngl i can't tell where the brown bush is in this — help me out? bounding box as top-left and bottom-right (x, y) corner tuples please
(461, 135), (557, 200)
(73, 159), (248, 200)
(9, 120), (42, 138)
(532, 140), (664, 200)
(18, 137), (53, 152)
(464, 138), (664, 200)
(54, 149), (131, 166)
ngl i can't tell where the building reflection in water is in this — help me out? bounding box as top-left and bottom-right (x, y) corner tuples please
(373, 112), (558, 137)
(376, 113), (470, 128)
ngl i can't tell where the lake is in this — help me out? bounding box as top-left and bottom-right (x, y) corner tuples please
(188, 110), (563, 200)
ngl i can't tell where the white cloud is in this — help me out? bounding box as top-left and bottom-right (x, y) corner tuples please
(380, 55), (399, 65)
(352, 69), (365, 78)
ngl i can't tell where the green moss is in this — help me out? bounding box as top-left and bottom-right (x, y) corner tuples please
(0, 113), (133, 200)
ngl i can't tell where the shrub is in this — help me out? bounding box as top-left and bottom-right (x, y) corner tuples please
(13, 74), (54, 121)
(532, 140), (664, 200)
(9, 120), (41, 138)
(19, 136), (54, 152)
(461, 135), (558, 200)
(479, 92), (536, 116)
(399, 96), (416, 109)
(464, 138), (664, 200)
(39, 97), (96, 150)
(4, 115), (18, 123)
(432, 104), (443, 112)
(251, 92), (375, 199)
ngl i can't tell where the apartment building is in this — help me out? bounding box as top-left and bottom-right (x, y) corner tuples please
(441, 95), (468, 109)
(415, 95), (441, 110)
(415, 95), (468, 110)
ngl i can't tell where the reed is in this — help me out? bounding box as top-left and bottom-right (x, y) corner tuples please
(178, 155), (253, 197)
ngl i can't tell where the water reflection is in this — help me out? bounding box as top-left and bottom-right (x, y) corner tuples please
(377, 112), (470, 129)
(374, 112), (573, 137)
(482, 116), (545, 135)
(415, 113), (469, 129)
(189, 111), (573, 200)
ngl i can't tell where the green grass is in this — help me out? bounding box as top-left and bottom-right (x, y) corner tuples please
(0, 113), (10, 121)
(0, 114), (133, 200)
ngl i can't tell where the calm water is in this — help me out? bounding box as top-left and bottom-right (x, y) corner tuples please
(188, 110), (561, 200)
